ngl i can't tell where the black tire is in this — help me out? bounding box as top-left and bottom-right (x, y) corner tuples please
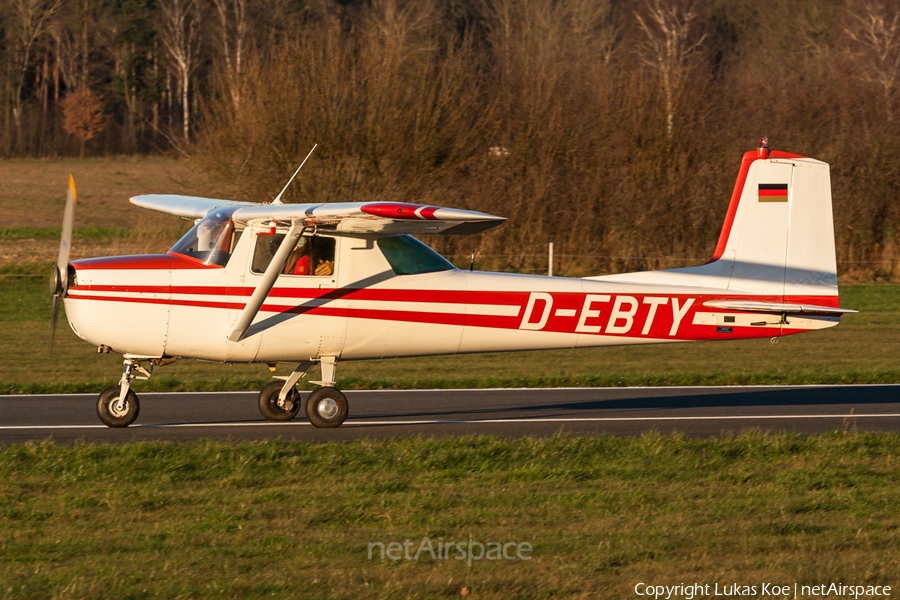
(258, 381), (302, 421)
(97, 385), (140, 428)
(306, 387), (348, 429)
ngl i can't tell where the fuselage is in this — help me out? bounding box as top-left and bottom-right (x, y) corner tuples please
(64, 226), (840, 364)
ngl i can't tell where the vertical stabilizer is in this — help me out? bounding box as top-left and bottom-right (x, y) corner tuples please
(592, 144), (840, 306)
(712, 152), (837, 300)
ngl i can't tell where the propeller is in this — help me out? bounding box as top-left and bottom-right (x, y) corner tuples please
(48, 174), (76, 356)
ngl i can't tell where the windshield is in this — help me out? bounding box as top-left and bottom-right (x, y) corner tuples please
(377, 235), (455, 275)
(168, 206), (241, 267)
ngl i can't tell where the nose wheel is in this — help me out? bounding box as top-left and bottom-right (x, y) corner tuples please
(96, 358), (150, 428)
(97, 385), (140, 427)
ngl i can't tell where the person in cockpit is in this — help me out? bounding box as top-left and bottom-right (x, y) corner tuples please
(282, 237), (334, 276)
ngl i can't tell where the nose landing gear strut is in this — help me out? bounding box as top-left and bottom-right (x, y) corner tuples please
(96, 358), (151, 428)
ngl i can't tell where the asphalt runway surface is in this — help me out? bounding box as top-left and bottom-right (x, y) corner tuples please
(2, 385), (899, 443)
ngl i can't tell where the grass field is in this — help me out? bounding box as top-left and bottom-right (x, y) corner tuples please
(2, 159), (899, 599)
(0, 157), (202, 268)
(1, 434), (897, 599)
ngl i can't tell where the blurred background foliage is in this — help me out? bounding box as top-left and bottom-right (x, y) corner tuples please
(2, 0), (899, 277)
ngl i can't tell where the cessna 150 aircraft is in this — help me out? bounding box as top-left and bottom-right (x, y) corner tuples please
(49, 139), (855, 429)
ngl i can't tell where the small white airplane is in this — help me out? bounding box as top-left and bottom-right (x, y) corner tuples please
(49, 139), (855, 429)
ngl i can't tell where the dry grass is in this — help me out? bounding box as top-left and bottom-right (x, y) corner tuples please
(0, 157), (210, 266)
(0, 157), (206, 229)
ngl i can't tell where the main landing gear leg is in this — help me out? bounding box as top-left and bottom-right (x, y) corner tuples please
(97, 358), (150, 428)
(306, 356), (348, 429)
(257, 357), (349, 428)
(258, 361), (313, 422)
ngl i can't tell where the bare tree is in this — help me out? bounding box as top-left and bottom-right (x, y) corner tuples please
(211, 0), (249, 111)
(159, 0), (202, 141)
(635, 0), (707, 138)
(6, 0), (60, 143)
(844, 2), (900, 119)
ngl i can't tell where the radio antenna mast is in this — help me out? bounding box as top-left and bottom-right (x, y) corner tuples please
(272, 144), (318, 205)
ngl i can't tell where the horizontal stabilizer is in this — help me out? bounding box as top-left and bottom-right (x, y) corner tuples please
(703, 300), (857, 315)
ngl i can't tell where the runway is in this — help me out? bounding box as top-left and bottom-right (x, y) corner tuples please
(2, 385), (899, 443)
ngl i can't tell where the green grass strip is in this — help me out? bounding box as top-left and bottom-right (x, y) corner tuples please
(0, 433), (897, 599)
(0, 226), (133, 240)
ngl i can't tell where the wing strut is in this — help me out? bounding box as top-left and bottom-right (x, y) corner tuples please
(227, 224), (305, 343)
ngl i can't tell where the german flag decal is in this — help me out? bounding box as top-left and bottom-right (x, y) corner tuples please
(758, 183), (788, 202)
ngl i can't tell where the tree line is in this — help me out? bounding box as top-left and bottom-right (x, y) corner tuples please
(3, 0), (899, 278)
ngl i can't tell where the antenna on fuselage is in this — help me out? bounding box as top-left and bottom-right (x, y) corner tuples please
(272, 144), (318, 205)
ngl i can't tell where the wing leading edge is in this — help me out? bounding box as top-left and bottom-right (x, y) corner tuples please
(130, 194), (257, 220)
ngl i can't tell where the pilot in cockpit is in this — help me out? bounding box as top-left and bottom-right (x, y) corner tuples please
(281, 237), (334, 276)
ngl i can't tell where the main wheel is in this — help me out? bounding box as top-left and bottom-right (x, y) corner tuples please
(97, 385), (140, 428)
(258, 381), (302, 422)
(306, 387), (348, 429)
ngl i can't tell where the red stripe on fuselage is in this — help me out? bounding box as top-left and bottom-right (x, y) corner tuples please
(67, 285), (840, 340)
(70, 284), (528, 306)
(69, 283), (838, 308)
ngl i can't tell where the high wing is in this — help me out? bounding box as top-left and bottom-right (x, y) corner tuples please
(130, 194), (256, 220)
(131, 195), (506, 235)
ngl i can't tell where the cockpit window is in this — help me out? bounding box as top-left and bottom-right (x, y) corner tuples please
(377, 235), (455, 275)
(168, 207), (241, 267)
(251, 233), (336, 276)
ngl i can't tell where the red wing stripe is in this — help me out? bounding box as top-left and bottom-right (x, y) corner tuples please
(361, 203), (425, 220)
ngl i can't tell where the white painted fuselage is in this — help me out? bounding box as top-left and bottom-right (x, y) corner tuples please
(63, 149), (848, 366)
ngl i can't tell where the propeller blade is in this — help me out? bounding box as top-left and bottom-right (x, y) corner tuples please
(58, 174), (76, 273)
(48, 175), (77, 356)
(47, 295), (61, 356)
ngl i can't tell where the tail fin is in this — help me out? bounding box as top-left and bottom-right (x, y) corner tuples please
(596, 145), (840, 305)
(710, 148), (838, 301)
